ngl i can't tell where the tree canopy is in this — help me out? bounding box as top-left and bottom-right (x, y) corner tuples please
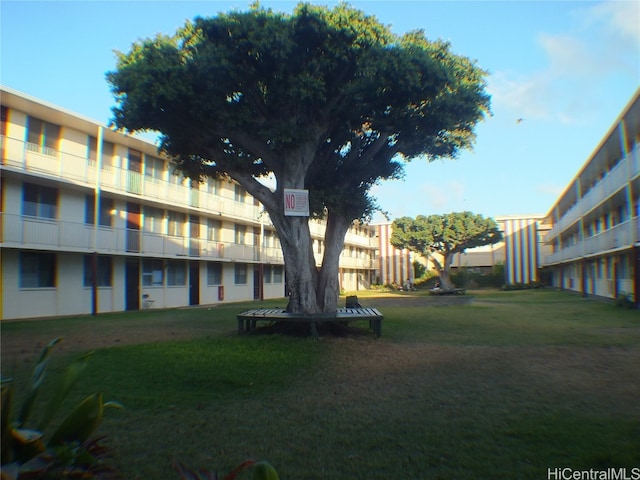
(391, 212), (502, 289)
(107, 2), (491, 314)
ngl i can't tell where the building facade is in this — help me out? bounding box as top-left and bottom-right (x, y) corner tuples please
(373, 222), (414, 287)
(0, 87), (377, 320)
(540, 89), (640, 305)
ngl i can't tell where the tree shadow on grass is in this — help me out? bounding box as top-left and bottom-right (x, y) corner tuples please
(253, 320), (373, 339)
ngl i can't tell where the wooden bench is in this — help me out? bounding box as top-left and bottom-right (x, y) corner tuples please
(237, 307), (383, 338)
(428, 288), (466, 296)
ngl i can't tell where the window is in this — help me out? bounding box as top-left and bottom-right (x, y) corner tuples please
(102, 141), (114, 170)
(1, 106), (7, 137)
(273, 266), (283, 283)
(83, 255), (112, 287)
(207, 262), (222, 285)
(169, 170), (184, 186)
(208, 219), (222, 241)
(234, 224), (246, 244)
(142, 259), (164, 286)
(144, 206), (164, 234)
(128, 149), (142, 171)
(168, 211), (185, 237)
(1, 106), (6, 162)
(26, 116), (60, 155)
(234, 184), (247, 203)
(19, 252), (56, 288)
(207, 177), (221, 194)
(85, 194), (114, 227)
(22, 183), (57, 219)
(264, 265), (272, 284)
(87, 135), (97, 166)
(167, 260), (186, 286)
(234, 264), (247, 284)
(144, 156), (164, 182)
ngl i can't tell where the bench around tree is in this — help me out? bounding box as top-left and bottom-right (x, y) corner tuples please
(236, 307), (384, 338)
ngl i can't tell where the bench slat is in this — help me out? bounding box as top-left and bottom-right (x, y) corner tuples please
(237, 307), (383, 337)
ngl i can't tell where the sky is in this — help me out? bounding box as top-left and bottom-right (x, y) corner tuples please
(1, 0), (639, 222)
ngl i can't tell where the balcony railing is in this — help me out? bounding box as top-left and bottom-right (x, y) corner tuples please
(546, 145), (640, 242)
(2, 213), (381, 270)
(0, 213), (274, 263)
(541, 217), (639, 265)
(1, 135), (262, 223)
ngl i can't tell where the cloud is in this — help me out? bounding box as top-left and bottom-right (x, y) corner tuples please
(489, 1), (639, 125)
(419, 180), (467, 213)
(583, 0), (640, 45)
(535, 182), (564, 198)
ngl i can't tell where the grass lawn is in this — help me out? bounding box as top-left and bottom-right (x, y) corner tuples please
(2, 289), (639, 479)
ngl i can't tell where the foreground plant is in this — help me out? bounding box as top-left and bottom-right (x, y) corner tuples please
(1, 338), (121, 479)
(174, 459), (279, 480)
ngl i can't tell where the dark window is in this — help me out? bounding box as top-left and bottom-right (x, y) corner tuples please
(264, 265), (272, 284)
(87, 135), (97, 166)
(19, 251), (56, 288)
(234, 264), (247, 284)
(83, 255), (113, 287)
(273, 266), (283, 283)
(26, 116), (60, 154)
(167, 260), (186, 286)
(234, 224), (246, 244)
(207, 262), (222, 285)
(22, 183), (57, 219)
(142, 259), (164, 286)
(85, 194), (114, 227)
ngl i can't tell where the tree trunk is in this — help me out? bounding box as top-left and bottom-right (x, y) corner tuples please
(430, 253), (455, 290)
(272, 215), (320, 314)
(316, 211), (351, 313)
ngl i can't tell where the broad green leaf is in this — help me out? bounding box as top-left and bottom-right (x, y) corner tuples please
(1, 383), (14, 465)
(252, 461), (279, 480)
(47, 393), (103, 447)
(16, 337), (62, 427)
(37, 350), (94, 432)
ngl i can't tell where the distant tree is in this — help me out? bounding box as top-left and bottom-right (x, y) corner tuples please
(391, 212), (502, 290)
(107, 3), (490, 315)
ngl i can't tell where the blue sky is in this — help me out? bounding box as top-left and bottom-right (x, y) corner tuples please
(2, 1), (639, 222)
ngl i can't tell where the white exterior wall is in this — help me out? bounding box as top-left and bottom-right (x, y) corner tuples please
(541, 89), (640, 303)
(0, 87), (378, 320)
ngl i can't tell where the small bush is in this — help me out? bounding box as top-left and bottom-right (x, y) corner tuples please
(502, 282), (544, 291)
(1, 338), (121, 479)
(615, 292), (635, 309)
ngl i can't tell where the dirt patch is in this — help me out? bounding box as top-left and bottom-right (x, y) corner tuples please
(2, 295), (474, 365)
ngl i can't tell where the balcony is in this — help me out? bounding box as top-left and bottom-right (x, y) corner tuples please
(541, 217), (639, 265)
(546, 148), (639, 241)
(579, 158), (629, 215)
(0, 213), (279, 263)
(1, 135), (262, 223)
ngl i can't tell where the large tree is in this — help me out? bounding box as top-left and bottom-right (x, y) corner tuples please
(391, 212), (502, 290)
(107, 3), (490, 314)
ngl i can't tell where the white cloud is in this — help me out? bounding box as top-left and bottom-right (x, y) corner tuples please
(489, 1), (639, 125)
(583, 0), (640, 45)
(419, 180), (467, 213)
(535, 182), (564, 198)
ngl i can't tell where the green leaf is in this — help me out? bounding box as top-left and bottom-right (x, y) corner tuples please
(1, 383), (14, 464)
(47, 393), (103, 447)
(251, 461), (279, 480)
(16, 337), (62, 427)
(37, 350), (94, 432)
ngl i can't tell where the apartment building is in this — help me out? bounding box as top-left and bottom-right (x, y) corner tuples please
(0, 87), (377, 320)
(373, 222), (414, 287)
(378, 215), (549, 285)
(540, 89), (640, 305)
